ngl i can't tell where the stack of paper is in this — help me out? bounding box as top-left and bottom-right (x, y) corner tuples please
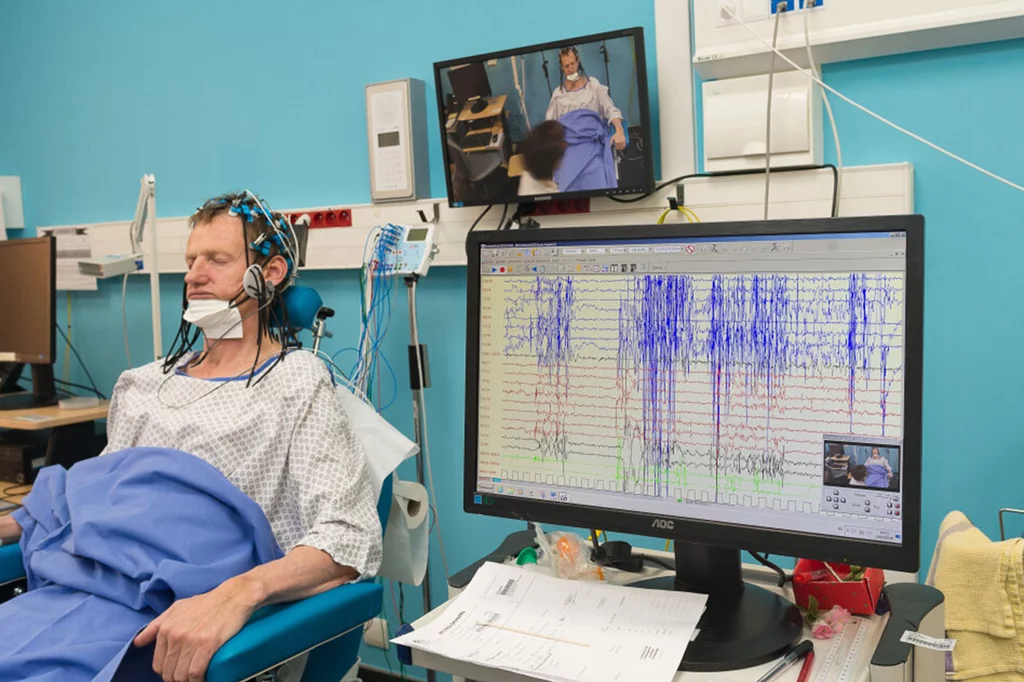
(393, 562), (707, 682)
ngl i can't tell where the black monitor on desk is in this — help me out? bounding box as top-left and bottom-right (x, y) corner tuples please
(447, 62), (492, 111)
(0, 237), (58, 410)
(463, 216), (924, 672)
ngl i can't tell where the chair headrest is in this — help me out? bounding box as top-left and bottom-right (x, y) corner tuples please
(275, 285), (324, 332)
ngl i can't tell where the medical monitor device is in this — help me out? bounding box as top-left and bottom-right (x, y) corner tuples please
(433, 27), (654, 208)
(464, 216), (924, 671)
(0, 236), (58, 410)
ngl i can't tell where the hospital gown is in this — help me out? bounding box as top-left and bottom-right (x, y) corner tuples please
(545, 77), (623, 124)
(102, 350), (383, 578)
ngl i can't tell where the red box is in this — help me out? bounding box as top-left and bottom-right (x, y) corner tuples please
(792, 559), (884, 616)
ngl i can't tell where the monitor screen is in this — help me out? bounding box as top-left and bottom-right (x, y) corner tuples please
(464, 217), (923, 572)
(434, 27), (654, 208)
(0, 236), (56, 364)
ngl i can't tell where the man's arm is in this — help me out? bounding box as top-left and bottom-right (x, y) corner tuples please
(0, 515), (20, 544)
(135, 545), (356, 682)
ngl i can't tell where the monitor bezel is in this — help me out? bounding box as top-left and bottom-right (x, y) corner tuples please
(432, 26), (656, 209)
(0, 236), (57, 364)
(464, 215), (924, 573)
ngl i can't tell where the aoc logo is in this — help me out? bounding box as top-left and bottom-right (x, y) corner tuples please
(651, 518), (674, 530)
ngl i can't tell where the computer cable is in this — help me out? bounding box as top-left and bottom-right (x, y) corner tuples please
(764, 4), (785, 219)
(55, 323), (105, 401)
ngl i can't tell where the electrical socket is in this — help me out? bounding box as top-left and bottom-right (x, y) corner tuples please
(801, 0), (824, 8)
(363, 617), (390, 650)
(770, 0), (793, 12)
(284, 207), (352, 229)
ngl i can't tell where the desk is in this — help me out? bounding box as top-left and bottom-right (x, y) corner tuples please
(410, 554), (885, 682)
(0, 402), (109, 431)
(0, 401), (109, 493)
(457, 95), (508, 123)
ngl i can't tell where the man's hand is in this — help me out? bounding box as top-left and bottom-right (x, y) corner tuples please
(611, 129), (627, 151)
(134, 577), (261, 682)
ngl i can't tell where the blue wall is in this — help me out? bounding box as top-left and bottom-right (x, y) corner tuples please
(4, 0), (1024, 677)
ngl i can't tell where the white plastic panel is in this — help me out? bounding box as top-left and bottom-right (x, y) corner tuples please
(694, 0), (1024, 79)
(703, 70), (821, 172)
(0, 177), (25, 229)
(41, 163), (912, 272)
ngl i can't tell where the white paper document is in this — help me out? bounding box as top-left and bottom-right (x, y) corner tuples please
(37, 226), (97, 291)
(393, 562), (708, 682)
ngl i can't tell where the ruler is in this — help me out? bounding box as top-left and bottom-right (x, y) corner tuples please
(812, 617), (871, 682)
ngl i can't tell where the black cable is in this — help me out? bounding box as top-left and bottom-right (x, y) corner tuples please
(609, 164), (840, 219)
(54, 378), (107, 400)
(468, 204), (493, 233)
(54, 323), (104, 401)
(642, 555), (676, 571)
(497, 203), (510, 231)
(750, 551), (791, 587)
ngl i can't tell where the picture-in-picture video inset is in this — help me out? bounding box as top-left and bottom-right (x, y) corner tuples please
(433, 27), (654, 208)
(823, 440), (901, 492)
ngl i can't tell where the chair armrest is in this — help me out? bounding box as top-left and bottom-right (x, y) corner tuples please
(206, 581), (382, 682)
(0, 544), (24, 583)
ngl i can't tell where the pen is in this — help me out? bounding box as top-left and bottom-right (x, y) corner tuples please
(475, 622), (590, 647)
(796, 650), (815, 682)
(755, 640), (814, 682)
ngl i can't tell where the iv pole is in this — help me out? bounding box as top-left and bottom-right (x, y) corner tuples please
(404, 273), (436, 682)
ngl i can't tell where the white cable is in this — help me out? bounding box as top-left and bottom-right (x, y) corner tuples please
(122, 273), (133, 368)
(764, 7), (784, 220)
(723, 4), (1024, 194)
(804, 1), (842, 214)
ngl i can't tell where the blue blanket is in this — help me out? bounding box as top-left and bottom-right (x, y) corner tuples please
(0, 448), (283, 682)
(553, 108), (617, 193)
(865, 461), (890, 488)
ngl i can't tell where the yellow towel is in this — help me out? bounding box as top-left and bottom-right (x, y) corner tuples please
(927, 511), (1024, 680)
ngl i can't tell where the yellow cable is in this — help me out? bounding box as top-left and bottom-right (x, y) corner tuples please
(656, 206), (700, 225)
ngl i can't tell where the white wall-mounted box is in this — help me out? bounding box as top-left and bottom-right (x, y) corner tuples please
(703, 70), (822, 172)
(694, 0), (1024, 80)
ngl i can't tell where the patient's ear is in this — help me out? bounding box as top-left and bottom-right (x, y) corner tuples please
(264, 254), (289, 288)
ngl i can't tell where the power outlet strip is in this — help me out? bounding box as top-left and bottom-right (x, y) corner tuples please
(363, 616), (390, 650)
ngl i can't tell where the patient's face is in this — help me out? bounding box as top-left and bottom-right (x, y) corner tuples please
(184, 213), (248, 302)
(560, 52), (579, 76)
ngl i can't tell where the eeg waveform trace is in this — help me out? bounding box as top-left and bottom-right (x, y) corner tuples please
(477, 269), (905, 513)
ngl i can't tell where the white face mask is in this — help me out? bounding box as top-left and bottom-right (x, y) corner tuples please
(183, 299), (244, 340)
(565, 71), (581, 82)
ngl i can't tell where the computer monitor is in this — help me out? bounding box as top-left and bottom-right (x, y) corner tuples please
(434, 27), (654, 208)
(464, 216), (923, 671)
(447, 62), (492, 110)
(0, 236), (58, 410)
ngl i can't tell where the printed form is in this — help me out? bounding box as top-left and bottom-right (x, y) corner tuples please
(392, 562), (707, 682)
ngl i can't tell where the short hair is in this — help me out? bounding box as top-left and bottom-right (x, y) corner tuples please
(190, 191), (286, 264)
(521, 121), (567, 181)
(850, 465), (867, 482)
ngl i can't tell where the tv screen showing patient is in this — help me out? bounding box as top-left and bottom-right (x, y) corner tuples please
(434, 27), (653, 208)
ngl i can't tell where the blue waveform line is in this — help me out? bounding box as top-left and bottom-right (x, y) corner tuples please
(497, 273), (904, 490)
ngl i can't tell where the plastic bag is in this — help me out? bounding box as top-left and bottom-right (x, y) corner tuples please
(521, 524), (603, 581)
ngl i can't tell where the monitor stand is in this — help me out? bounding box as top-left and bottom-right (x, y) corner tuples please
(0, 364), (59, 411)
(631, 542), (803, 672)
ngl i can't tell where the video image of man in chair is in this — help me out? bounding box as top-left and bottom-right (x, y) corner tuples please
(437, 31), (650, 207)
(823, 441), (901, 491)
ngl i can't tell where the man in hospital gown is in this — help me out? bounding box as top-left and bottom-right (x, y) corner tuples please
(0, 192), (381, 682)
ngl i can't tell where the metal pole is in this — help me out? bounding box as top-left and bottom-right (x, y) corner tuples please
(147, 177), (162, 360)
(405, 275), (436, 682)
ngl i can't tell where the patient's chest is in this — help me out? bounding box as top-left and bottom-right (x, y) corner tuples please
(104, 368), (292, 496)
